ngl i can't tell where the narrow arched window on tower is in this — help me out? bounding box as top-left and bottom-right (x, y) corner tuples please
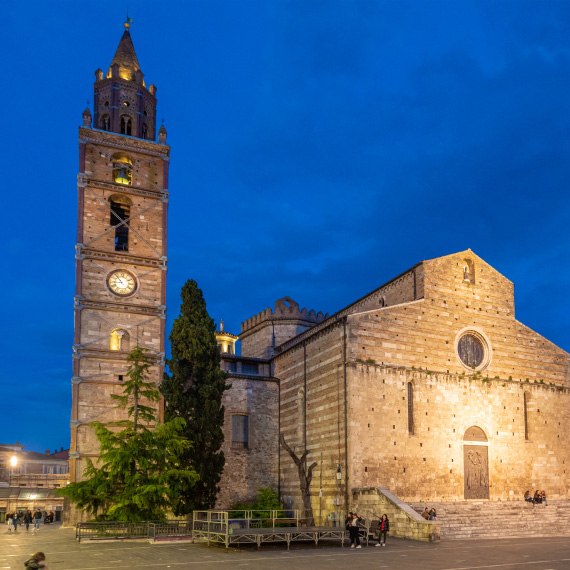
(110, 199), (130, 251)
(120, 115), (132, 135)
(141, 123), (148, 139)
(110, 329), (130, 351)
(100, 114), (110, 131)
(407, 382), (414, 435)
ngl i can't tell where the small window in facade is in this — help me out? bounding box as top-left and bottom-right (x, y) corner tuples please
(523, 392), (529, 440)
(110, 200), (130, 251)
(407, 382), (414, 435)
(242, 362), (259, 375)
(463, 259), (475, 284)
(231, 415), (249, 449)
(120, 115), (132, 135)
(141, 123), (148, 139)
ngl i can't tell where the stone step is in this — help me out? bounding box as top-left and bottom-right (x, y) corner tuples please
(410, 501), (570, 539)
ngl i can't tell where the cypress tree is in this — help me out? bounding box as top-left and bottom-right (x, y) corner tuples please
(162, 279), (227, 514)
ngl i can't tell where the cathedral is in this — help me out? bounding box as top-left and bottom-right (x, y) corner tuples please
(218, 249), (570, 517)
(71, 25), (569, 526)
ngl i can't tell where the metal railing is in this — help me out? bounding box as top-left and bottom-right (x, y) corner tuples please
(76, 519), (192, 542)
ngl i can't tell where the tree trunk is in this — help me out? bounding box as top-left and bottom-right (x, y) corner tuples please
(280, 434), (317, 526)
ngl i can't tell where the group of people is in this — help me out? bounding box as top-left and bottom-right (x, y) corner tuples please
(345, 511), (390, 548)
(6, 510), (47, 532)
(524, 490), (547, 505)
(421, 507), (437, 520)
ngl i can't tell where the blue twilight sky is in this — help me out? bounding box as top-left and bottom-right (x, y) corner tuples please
(1, 0), (569, 453)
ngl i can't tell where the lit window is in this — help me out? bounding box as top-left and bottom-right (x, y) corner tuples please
(110, 329), (130, 351)
(112, 155), (132, 186)
(231, 415), (249, 449)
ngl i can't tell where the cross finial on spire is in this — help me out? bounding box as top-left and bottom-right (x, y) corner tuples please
(124, 13), (133, 30)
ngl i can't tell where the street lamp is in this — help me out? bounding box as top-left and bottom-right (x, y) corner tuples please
(9, 455), (18, 485)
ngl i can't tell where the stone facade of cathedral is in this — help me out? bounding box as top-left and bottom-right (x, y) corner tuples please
(219, 250), (569, 516)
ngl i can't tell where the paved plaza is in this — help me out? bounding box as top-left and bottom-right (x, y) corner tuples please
(1, 523), (569, 570)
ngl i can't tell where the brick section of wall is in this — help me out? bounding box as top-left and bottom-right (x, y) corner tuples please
(275, 323), (348, 515)
(71, 127), (168, 499)
(216, 376), (279, 507)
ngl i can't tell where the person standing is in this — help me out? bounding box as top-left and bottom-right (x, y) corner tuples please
(12, 512), (19, 532)
(7, 512), (14, 532)
(375, 514), (390, 547)
(346, 512), (362, 548)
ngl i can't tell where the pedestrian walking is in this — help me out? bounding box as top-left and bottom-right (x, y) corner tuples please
(23, 511), (32, 532)
(33, 510), (42, 533)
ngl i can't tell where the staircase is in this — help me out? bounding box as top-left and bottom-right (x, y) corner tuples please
(410, 500), (570, 540)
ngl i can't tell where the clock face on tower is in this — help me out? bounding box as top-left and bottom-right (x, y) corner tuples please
(107, 269), (137, 296)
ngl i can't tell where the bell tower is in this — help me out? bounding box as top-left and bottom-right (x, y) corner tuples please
(69, 21), (169, 502)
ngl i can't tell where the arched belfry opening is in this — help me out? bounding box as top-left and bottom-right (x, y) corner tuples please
(463, 426), (489, 499)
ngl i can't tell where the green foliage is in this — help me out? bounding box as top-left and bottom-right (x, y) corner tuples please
(59, 346), (198, 521)
(60, 419), (198, 521)
(162, 279), (228, 514)
(230, 487), (282, 511)
(110, 346), (160, 431)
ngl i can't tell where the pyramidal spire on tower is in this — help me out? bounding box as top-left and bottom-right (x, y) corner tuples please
(91, 18), (159, 141)
(109, 18), (142, 81)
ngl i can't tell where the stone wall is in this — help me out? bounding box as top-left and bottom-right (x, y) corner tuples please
(271, 250), (570, 522)
(353, 487), (440, 542)
(217, 375), (279, 507)
(347, 364), (569, 501)
(275, 322), (348, 516)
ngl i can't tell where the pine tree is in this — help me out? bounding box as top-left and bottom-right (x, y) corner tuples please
(59, 347), (198, 521)
(162, 279), (227, 514)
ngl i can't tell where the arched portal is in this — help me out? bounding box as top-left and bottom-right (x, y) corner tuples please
(463, 426), (489, 499)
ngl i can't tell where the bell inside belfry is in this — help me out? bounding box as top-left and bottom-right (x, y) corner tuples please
(112, 157), (132, 186)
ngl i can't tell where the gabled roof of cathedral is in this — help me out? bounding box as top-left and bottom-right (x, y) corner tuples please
(275, 248), (490, 354)
(110, 27), (141, 78)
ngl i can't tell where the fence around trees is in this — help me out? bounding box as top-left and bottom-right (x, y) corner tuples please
(75, 509), (350, 548)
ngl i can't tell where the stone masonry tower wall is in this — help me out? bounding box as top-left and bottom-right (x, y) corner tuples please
(69, 23), (169, 519)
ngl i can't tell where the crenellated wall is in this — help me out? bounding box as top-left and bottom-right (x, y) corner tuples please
(240, 297), (327, 359)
